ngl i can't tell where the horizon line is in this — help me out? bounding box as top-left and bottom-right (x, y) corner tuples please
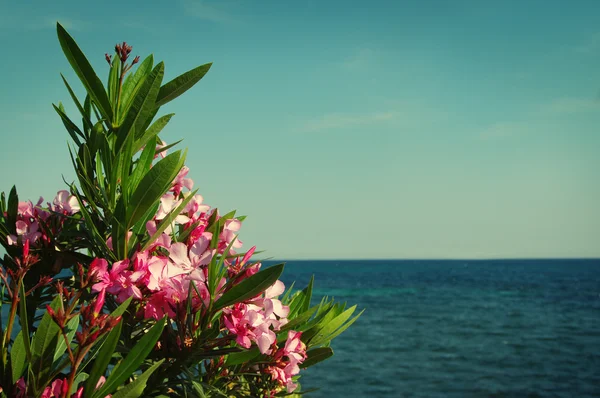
(262, 257), (600, 262)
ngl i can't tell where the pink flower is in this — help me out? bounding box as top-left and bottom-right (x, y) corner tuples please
(253, 280), (290, 322)
(155, 194), (190, 225)
(91, 258), (142, 303)
(52, 190), (80, 214)
(171, 166), (194, 196)
(220, 219), (243, 253)
(15, 377), (27, 398)
(155, 139), (168, 159)
(41, 378), (67, 398)
(183, 194), (210, 218)
(189, 232), (214, 266)
(265, 331), (307, 393)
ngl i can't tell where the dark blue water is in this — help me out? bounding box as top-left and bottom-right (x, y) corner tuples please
(271, 259), (600, 398)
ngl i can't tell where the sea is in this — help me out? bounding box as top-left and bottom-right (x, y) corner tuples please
(269, 259), (600, 398)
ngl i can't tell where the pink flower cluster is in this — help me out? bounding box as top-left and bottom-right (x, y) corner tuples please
(89, 172), (251, 321)
(6, 190), (80, 246)
(267, 331), (308, 393)
(14, 376), (109, 398)
(223, 280), (290, 355)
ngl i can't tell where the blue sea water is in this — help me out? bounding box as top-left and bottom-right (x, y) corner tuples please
(270, 259), (600, 398)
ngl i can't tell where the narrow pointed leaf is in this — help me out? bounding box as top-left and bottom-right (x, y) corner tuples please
(213, 263), (284, 311)
(301, 347), (333, 369)
(84, 321), (122, 398)
(31, 296), (62, 390)
(93, 317), (166, 398)
(57, 23), (112, 121)
(155, 63), (212, 107)
(61, 74), (94, 132)
(140, 189), (197, 252)
(134, 113), (174, 153)
(53, 315), (79, 363)
(11, 331), (26, 383)
(224, 348), (261, 366)
(110, 359), (165, 398)
(18, 283), (31, 361)
(120, 54), (154, 122)
(127, 151), (181, 229)
(117, 62), (164, 152)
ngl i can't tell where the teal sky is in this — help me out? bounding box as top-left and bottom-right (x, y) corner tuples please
(0, 0), (599, 259)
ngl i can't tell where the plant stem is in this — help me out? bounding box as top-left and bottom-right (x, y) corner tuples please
(3, 276), (22, 353)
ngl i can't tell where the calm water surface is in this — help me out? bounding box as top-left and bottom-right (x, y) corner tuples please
(272, 259), (600, 398)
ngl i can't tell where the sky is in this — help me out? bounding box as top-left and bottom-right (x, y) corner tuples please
(0, 0), (599, 259)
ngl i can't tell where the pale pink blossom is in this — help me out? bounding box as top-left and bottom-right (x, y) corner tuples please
(52, 190), (80, 214)
(91, 258), (142, 303)
(171, 166), (194, 196)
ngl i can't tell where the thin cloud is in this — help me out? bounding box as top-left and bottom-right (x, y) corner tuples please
(574, 32), (600, 54)
(342, 48), (377, 71)
(0, 7), (86, 32)
(539, 97), (600, 114)
(478, 96), (600, 140)
(182, 0), (239, 24)
(478, 122), (527, 141)
(301, 111), (397, 133)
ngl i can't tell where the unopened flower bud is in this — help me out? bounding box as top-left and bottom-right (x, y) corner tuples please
(93, 289), (106, 317)
(23, 239), (29, 260)
(75, 331), (85, 345)
(88, 330), (101, 343)
(46, 304), (56, 318)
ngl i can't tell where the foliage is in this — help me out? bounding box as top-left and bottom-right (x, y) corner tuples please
(0, 24), (362, 397)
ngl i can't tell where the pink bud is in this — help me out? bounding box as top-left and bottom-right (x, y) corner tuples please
(45, 304), (55, 318)
(241, 246), (256, 266)
(23, 239), (29, 260)
(93, 289), (106, 316)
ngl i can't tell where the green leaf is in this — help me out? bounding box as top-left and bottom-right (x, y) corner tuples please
(301, 347), (333, 369)
(31, 296), (63, 391)
(11, 331), (26, 383)
(53, 315), (79, 363)
(71, 187), (114, 260)
(191, 381), (206, 398)
(108, 54), (121, 119)
(70, 372), (89, 396)
(93, 317), (166, 398)
(111, 296), (133, 318)
(84, 321), (122, 398)
(18, 283), (31, 362)
(126, 151), (182, 230)
(110, 359), (165, 398)
(308, 306), (362, 347)
(312, 309), (363, 347)
(224, 348), (261, 366)
(134, 113), (174, 153)
(56, 23), (113, 122)
(128, 136), (156, 196)
(213, 263), (284, 311)
(7, 185), (18, 231)
(155, 63), (212, 107)
(61, 74), (94, 133)
(117, 62), (164, 151)
(287, 291), (307, 319)
(140, 189), (198, 252)
(120, 54), (154, 122)
(300, 276), (314, 313)
(280, 306), (318, 333)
